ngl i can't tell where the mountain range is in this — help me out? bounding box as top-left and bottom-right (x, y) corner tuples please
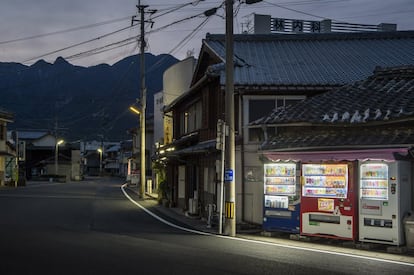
(0, 54), (179, 141)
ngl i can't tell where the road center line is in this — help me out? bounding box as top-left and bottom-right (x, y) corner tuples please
(121, 184), (414, 267)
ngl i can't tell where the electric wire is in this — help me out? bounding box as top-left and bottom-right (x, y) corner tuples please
(0, 16), (133, 45)
(22, 24), (138, 63)
(151, 0), (207, 19)
(21, 2), (217, 65)
(262, 0), (331, 20)
(4, 2), (225, 137)
(65, 37), (138, 61)
(169, 16), (211, 57)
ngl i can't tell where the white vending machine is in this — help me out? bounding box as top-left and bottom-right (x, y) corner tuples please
(359, 161), (412, 245)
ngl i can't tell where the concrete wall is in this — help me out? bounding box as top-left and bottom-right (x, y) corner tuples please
(163, 57), (196, 106)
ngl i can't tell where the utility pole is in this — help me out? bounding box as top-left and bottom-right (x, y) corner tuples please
(15, 131), (19, 188)
(224, 0), (236, 237)
(138, 1), (147, 199)
(223, 0), (262, 237)
(133, 1), (155, 198)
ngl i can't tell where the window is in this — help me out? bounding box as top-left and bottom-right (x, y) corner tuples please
(0, 123), (5, 141)
(180, 101), (202, 135)
(245, 96), (303, 142)
(249, 100), (275, 122)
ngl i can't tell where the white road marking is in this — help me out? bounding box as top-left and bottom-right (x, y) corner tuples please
(121, 184), (212, 236)
(121, 184), (414, 267)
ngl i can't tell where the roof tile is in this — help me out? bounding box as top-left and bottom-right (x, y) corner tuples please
(204, 32), (414, 86)
(254, 65), (414, 125)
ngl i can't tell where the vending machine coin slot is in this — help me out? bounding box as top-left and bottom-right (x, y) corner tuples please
(391, 183), (396, 194)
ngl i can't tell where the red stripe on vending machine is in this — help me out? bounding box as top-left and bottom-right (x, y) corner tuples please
(300, 162), (358, 240)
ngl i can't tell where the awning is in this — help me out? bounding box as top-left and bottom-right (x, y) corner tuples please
(0, 151), (14, 157)
(173, 140), (216, 155)
(263, 148), (411, 162)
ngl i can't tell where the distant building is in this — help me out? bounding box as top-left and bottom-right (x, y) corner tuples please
(0, 108), (14, 186)
(15, 130), (66, 179)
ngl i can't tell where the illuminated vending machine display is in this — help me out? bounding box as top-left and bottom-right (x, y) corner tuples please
(359, 161), (412, 245)
(263, 162), (300, 233)
(301, 163), (358, 240)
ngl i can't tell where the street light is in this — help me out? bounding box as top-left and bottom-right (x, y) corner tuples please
(55, 139), (64, 175)
(129, 106), (141, 115)
(97, 148), (103, 175)
(129, 104), (146, 198)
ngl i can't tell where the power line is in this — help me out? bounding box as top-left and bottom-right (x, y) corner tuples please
(148, 2), (225, 35)
(21, 2), (217, 65)
(151, 0), (207, 19)
(0, 16), (133, 45)
(22, 24), (138, 63)
(1, 3), (222, 95)
(169, 17), (211, 56)
(262, 0), (332, 20)
(65, 37), (138, 61)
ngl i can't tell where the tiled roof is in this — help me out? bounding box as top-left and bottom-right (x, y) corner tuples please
(17, 131), (50, 140)
(0, 108), (14, 121)
(261, 127), (414, 151)
(253, 66), (414, 125)
(204, 31), (414, 86)
(106, 144), (121, 152)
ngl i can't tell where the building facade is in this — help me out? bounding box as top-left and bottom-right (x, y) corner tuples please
(0, 109), (14, 186)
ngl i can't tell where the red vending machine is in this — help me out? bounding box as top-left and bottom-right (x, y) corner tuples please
(301, 162), (358, 240)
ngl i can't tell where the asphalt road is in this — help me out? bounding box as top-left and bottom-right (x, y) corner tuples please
(0, 177), (413, 274)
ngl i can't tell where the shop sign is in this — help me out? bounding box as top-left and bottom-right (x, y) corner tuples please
(272, 17), (322, 33)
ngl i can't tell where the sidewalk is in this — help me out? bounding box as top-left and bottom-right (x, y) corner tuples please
(125, 185), (414, 265)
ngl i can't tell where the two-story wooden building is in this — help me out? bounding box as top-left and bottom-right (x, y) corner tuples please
(159, 30), (414, 225)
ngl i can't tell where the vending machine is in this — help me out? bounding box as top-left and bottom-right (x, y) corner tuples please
(301, 162), (358, 240)
(359, 161), (412, 245)
(263, 162), (300, 233)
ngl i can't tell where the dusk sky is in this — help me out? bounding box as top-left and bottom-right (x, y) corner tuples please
(1, 0), (413, 67)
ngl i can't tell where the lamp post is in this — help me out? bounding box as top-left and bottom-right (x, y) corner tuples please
(97, 148), (103, 175)
(55, 139), (64, 175)
(129, 105), (145, 198)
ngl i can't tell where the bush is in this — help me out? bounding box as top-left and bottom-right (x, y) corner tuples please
(158, 180), (169, 203)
